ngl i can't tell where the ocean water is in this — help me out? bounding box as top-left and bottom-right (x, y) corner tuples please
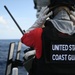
(0, 39), (28, 75)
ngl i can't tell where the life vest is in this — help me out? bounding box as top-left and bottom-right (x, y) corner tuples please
(36, 20), (75, 75)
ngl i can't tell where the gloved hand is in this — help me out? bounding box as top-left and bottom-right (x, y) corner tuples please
(23, 50), (36, 60)
(26, 6), (53, 33)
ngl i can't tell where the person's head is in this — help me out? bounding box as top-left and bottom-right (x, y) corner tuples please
(48, 0), (75, 11)
(48, 0), (75, 19)
(34, 0), (75, 18)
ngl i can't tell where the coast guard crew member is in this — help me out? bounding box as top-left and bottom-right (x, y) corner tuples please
(21, 0), (75, 75)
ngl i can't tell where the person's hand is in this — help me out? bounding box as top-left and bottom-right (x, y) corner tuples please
(37, 6), (53, 24)
(23, 50), (36, 60)
(26, 6), (53, 33)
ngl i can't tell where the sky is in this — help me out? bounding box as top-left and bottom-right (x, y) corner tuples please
(0, 0), (37, 39)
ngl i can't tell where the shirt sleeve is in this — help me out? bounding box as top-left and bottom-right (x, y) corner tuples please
(21, 28), (43, 48)
(21, 28), (43, 59)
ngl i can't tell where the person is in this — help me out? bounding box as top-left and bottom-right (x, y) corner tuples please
(21, 0), (75, 75)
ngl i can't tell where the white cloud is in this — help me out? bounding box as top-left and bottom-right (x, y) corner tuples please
(0, 16), (7, 25)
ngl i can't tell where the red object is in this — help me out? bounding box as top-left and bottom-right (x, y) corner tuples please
(21, 28), (43, 59)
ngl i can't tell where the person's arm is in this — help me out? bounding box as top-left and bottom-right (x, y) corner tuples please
(21, 6), (52, 46)
(21, 28), (42, 47)
(21, 6), (52, 58)
(21, 28), (43, 59)
(26, 6), (53, 33)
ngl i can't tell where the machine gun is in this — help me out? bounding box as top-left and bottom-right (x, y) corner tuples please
(4, 6), (34, 75)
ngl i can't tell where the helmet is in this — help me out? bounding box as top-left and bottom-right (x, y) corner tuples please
(34, 0), (75, 10)
(51, 0), (75, 6)
(49, 0), (75, 11)
(33, 0), (50, 9)
(33, 0), (75, 17)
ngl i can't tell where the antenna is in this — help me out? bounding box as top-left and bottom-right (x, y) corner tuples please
(4, 5), (24, 35)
